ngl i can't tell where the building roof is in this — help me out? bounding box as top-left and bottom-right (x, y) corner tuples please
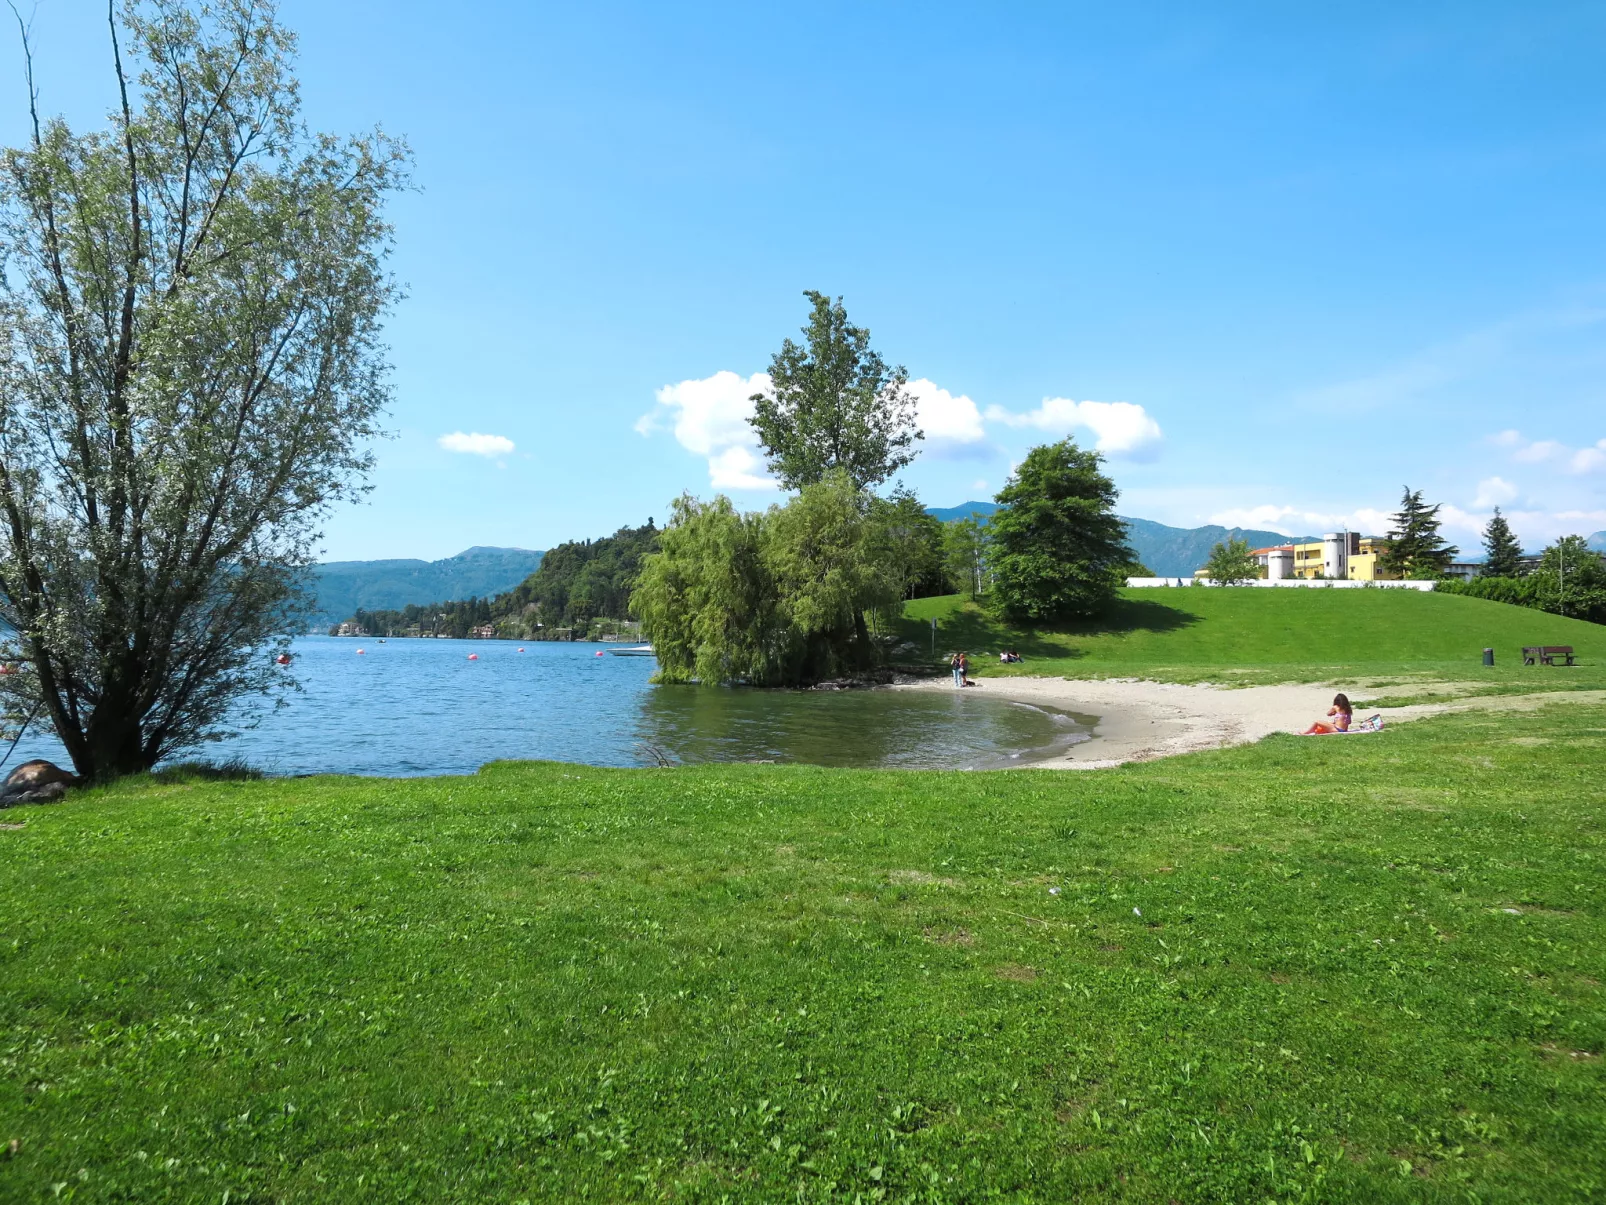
(1250, 545), (1295, 555)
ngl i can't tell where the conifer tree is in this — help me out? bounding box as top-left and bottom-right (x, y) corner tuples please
(988, 439), (1132, 620)
(1479, 508), (1524, 578)
(1377, 488), (1458, 579)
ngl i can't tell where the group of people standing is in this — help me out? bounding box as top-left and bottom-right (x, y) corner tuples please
(948, 649), (1025, 686)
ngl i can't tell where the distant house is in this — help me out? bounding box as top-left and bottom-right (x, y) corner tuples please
(334, 621), (364, 637)
(470, 623), (496, 639)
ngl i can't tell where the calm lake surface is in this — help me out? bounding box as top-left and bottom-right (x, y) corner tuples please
(8, 636), (1093, 776)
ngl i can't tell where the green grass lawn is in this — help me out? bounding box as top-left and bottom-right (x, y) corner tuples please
(896, 588), (1606, 691)
(3, 700), (1604, 1202)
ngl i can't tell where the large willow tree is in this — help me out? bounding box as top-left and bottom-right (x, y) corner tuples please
(633, 474), (904, 686)
(0, 0), (406, 779)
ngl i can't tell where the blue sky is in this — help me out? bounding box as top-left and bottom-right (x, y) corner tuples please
(6, 1), (1606, 559)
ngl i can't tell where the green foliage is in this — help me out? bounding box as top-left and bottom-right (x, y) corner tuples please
(767, 474), (902, 675)
(942, 515), (992, 597)
(1204, 536), (1260, 585)
(871, 487), (950, 600)
(988, 440), (1132, 621)
(1377, 487), (1458, 579)
(748, 291), (920, 490)
(1479, 507), (1524, 578)
(633, 476), (905, 685)
(1434, 575), (1544, 609)
(1439, 536), (1606, 624)
(4, 703), (1605, 1200)
(0, 0), (407, 779)
(1533, 535), (1606, 623)
(631, 495), (780, 685)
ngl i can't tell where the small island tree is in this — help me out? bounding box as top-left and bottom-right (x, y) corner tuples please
(1205, 537), (1260, 585)
(1479, 508), (1524, 578)
(987, 439), (1132, 621)
(632, 474), (903, 686)
(1377, 488), (1458, 579)
(748, 291), (920, 492)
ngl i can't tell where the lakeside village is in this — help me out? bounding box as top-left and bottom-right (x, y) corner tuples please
(332, 613), (643, 642)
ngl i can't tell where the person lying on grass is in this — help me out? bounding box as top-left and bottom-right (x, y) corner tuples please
(1303, 693), (1353, 735)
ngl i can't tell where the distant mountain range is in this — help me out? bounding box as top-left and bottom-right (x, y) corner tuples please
(924, 501), (1316, 577)
(1590, 531), (1606, 554)
(306, 546), (544, 627)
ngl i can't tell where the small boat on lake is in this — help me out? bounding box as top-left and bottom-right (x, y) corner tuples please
(607, 644), (654, 657)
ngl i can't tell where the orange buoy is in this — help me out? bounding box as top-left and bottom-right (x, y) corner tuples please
(467, 653), (479, 661)
(275, 654), (291, 665)
(356, 648), (365, 654)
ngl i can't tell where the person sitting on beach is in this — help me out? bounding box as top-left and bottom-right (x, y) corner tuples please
(1302, 693), (1353, 735)
(998, 649), (1022, 663)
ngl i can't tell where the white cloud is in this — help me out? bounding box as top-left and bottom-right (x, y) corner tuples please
(984, 397), (1162, 458)
(636, 370), (779, 490)
(1514, 439), (1566, 464)
(1473, 476), (1519, 508)
(1207, 504), (1398, 537)
(906, 378), (986, 449)
(1492, 430), (1606, 474)
(438, 431), (515, 457)
(1572, 440), (1606, 474)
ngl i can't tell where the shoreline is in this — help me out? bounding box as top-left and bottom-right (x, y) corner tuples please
(895, 675), (1606, 768)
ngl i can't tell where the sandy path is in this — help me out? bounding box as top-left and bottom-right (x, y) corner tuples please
(894, 675), (1606, 769)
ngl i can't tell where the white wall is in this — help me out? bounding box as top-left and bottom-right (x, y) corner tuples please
(1126, 577), (1437, 591)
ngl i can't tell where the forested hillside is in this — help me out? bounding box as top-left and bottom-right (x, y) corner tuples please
(337, 523), (659, 639)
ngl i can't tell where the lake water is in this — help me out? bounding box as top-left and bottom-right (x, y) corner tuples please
(6, 636), (1093, 776)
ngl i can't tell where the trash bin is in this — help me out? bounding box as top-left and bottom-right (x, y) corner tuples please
(1483, 648), (1494, 666)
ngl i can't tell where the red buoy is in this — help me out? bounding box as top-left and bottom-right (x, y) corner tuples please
(467, 653), (479, 661)
(275, 653), (291, 666)
(517, 647), (525, 653)
(356, 648), (365, 654)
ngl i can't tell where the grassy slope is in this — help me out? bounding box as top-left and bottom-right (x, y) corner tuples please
(897, 588), (1606, 690)
(3, 702), (1604, 1202)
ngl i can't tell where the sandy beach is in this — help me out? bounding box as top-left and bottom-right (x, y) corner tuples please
(895, 675), (1606, 769)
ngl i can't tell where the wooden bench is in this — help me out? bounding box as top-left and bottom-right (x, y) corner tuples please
(1521, 645), (1576, 666)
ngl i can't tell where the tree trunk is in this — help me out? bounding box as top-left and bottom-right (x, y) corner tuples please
(853, 609), (874, 670)
(77, 680), (153, 781)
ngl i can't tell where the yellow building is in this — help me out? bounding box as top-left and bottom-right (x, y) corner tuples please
(1289, 535), (1395, 580)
